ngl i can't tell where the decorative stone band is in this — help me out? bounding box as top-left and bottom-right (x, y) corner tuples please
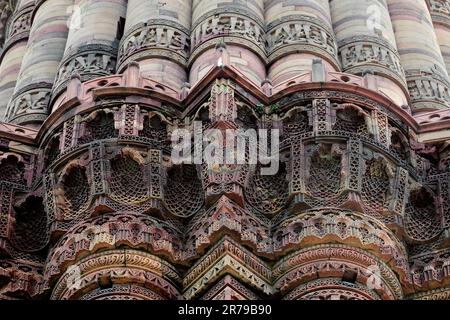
(118, 19), (190, 71)
(79, 285), (165, 300)
(49, 249), (181, 300)
(1, 3), (33, 57)
(283, 278), (381, 300)
(5, 82), (53, 125)
(406, 69), (450, 112)
(273, 244), (405, 300)
(271, 210), (410, 282)
(410, 287), (450, 300)
(44, 212), (183, 281)
(428, 0), (450, 26)
(189, 7), (266, 66)
(53, 44), (118, 98)
(266, 15), (339, 69)
(338, 36), (407, 90)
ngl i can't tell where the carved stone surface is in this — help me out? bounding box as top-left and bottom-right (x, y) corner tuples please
(284, 278), (381, 300)
(5, 83), (52, 124)
(54, 45), (117, 94)
(119, 20), (190, 68)
(191, 11), (265, 60)
(339, 36), (406, 87)
(266, 15), (339, 67)
(406, 70), (450, 111)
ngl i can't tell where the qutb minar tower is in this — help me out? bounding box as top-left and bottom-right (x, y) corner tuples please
(0, 0), (449, 300)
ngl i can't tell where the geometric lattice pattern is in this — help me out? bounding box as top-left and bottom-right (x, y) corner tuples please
(362, 158), (391, 213)
(307, 146), (342, 199)
(164, 164), (203, 218)
(61, 166), (90, 220)
(333, 107), (369, 137)
(405, 188), (441, 242)
(79, 112), (117, 145)
(109, 156), (148, 205)
(139, 115), (167, 148)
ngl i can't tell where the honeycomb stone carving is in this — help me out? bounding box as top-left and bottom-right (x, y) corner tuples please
(245, 163), (289, 217)
(164, 164), (204, 218)
(405, 187), (442, 242)
(361, 157), (394, 214)
(10, 196), (49, 253)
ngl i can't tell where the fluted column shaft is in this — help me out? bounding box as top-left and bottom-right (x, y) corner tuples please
(266, 0), (340, 86)
(5, 0), (72, 127)
(388, 0), (450, 113)
(189, 0), (266, 87)
(118, 0), (191, 90)
(52, 0), (127, 98)
(0, 0), (33, 120)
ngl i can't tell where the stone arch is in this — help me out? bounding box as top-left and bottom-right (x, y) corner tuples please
(192, 103), (212, 130)
(44, 134), (61, 168)
(236, 103), (259, 130)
